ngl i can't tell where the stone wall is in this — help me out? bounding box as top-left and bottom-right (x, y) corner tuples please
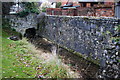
(8, 14), (119, 63)
(40, 15), (120, 78)
(39, 15), (120, 62)
(8, 13), (38, 35)
(7, 14), (120, 78)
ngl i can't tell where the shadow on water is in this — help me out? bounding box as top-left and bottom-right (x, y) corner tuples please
(27, 35), (100, 80)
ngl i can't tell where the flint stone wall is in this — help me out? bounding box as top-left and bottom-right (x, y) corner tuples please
(5, 14), (120, 78)
(8, 13), (38, 35)
(8, 14), (120, 63)
(40, 15), (120, 61)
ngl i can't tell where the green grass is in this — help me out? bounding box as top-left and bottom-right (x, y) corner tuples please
(1, 27), (78, 78)
(0, 27), (2, 80)
(2, 29), (37, 78)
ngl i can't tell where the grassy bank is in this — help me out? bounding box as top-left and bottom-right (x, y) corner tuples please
(1, 27), (79, 78)
(2, 28), (37, 78)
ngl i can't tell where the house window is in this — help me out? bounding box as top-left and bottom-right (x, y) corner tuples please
(82, 3), (86, 7)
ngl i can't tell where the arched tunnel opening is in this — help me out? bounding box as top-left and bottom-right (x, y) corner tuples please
(24, 28), (36, 38)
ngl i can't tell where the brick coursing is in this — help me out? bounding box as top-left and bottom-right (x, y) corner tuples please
(46, 2), (115, 17)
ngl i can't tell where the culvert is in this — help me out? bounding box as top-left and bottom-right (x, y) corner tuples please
(24, 28), (36, 38)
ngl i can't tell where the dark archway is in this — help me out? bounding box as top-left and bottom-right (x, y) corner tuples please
(24, 28), (36, 38)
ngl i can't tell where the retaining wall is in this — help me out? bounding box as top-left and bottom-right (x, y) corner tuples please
(7, 14), (120, 78)
(40, 15), (120, 61)
(8, 14), (120, 63)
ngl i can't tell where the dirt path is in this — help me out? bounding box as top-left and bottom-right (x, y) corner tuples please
(28, 36), (100, 80)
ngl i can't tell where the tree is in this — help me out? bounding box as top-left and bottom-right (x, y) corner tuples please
(56, 2), (61, 8)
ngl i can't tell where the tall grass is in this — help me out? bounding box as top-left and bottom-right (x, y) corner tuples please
(2, 29), (79, 78)
(20, 38), (79, 78)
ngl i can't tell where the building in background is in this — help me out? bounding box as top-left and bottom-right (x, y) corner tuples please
(9, 3), (24, 14)
(46, 0), (120, 18)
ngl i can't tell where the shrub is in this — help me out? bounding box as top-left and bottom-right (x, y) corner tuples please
(17, 2), (39, 17)
(2, 18), (11, 28)
(16, 9), (29, 17)
(56, 2), (61, 8)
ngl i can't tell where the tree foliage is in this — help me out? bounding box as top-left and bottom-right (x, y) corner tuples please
(56, 2), (61, 8)
(17, 2), (39, 17)
(24, 2), (39, 13)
